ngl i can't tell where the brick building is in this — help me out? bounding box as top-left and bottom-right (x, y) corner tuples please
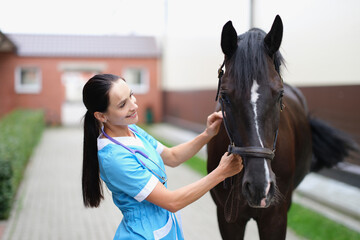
(0, 31), (162, 125)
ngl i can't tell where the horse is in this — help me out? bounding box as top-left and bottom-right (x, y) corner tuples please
(207, 15), (359, 240)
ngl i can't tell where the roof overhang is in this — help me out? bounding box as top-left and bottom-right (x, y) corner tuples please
(0, 31), (17, 53)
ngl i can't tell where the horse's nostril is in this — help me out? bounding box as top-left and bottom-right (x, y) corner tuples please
(269, 182), (275, 195)
(244, 182), (252, 196)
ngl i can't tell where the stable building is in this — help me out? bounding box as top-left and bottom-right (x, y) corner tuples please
(0, 32), (162, 125)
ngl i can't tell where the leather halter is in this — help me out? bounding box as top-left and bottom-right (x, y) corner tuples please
(216, 60), (278, 161)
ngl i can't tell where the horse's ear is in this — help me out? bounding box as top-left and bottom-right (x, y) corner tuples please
(264, 15), (283, 57)
(221, 21), (238, 58)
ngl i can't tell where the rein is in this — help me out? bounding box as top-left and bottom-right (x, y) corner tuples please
(216, 60), (278, 161)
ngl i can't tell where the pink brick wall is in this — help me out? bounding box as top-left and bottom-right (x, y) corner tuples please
(0, 53), (162, 125)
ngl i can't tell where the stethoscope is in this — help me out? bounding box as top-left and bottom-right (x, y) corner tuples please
(101, 127), (168, 185)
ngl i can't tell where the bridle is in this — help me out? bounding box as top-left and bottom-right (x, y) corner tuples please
(215, 60), (279, 161)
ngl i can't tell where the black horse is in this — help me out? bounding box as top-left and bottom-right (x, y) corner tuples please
(207, 15), (358, 240)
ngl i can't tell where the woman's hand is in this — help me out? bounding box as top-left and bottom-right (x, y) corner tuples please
(217, 152), (243, 179)
(161, 111), (224, 168)
(205, 111), (223, 138)
(147, 152), (243, 213)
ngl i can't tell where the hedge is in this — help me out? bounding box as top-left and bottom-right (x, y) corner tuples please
(0, 109), (45, 219)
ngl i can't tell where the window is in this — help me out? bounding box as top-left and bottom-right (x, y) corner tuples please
(123, 68), (149, 94)
(15, 66), (42, 94)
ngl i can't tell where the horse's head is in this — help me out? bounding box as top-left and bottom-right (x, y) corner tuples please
(218, 15), (285, 208)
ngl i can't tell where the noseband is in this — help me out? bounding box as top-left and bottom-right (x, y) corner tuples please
(215, 60), (278, 161)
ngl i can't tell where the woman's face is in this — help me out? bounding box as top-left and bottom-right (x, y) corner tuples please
(104, 79), (138, 127)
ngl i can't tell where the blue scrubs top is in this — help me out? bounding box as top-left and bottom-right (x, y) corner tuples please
(97, 125), (184, 240)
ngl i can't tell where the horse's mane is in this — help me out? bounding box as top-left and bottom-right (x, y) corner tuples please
(226, 28), (285, 93)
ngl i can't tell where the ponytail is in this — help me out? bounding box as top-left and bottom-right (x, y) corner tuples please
(82, 110), (103, 207)
(82, 74), (120, 207)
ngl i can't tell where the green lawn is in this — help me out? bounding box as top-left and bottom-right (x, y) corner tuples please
(288, 203), (360, 240)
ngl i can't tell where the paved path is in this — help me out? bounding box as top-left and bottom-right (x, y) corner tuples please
(2, 128), (121, 240)
(0, 127), (309, 239)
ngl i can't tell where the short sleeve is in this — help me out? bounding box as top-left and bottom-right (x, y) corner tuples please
(130, 125), (164, 154)
(99, 145), (159, 202)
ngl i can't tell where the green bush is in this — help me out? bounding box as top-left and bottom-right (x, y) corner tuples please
(0, 160), (12, 219)
(0, 109), (44, 219)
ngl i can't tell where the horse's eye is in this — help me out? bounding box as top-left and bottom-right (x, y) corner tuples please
(279, 90), (284, 111)
(279, 90), (284, 99)
(221, 92), (231, 104)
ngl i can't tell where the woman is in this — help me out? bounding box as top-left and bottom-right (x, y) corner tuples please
(82, 74), (243, 239)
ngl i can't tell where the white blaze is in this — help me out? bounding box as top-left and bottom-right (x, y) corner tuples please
(250, 80), (271, 197)
(250, 80), (263, 148)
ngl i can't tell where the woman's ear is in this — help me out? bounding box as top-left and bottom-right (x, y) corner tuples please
(94, 112), (107, 123)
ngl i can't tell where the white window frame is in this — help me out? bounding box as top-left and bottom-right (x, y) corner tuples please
(122, 67), (149, 94)
(15, 66), (42, 94)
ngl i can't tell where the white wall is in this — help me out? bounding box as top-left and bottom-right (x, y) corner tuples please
(254, 0), (360, 86)
(162, 0), (252, 91)
(162, 0), (360, 90)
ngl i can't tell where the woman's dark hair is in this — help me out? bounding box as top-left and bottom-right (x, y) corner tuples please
(82, 73), (122, 207)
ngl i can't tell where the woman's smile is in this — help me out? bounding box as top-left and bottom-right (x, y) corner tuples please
(127, 111), (138, 119)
